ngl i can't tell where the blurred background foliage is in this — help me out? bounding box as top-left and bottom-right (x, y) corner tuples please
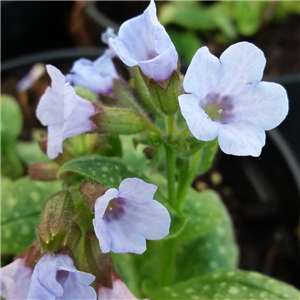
(159, 1), (300, 64)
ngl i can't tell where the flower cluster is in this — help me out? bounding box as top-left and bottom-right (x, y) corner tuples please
(1, 0), (291, 299)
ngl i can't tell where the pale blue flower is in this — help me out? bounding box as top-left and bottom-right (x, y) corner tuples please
(36, 65), (98, 159)
(93, 178), (170, 254)
(179, 42), (289, 157)
(27, 253), (96, 300)
(66, 50), (119, 96)
(0, 258), (32, 299)
(101, 28), (117, 45)
(108, 0), (178, 82)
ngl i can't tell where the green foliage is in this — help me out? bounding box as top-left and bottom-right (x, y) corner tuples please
(159, 1), (215, 31)
(1, 177), (61, 254)
(230, 1), (263, 36)
(197, 138), (219, 175)
(1, 95), (23, 148)
(159, 0), (300, 64)
(274, 1), (300, 22)
(15, 141), (50, 165)
(58, 155), (136, 188)
(111, 253), (142, 298)
(1, 95), (24, 179)
(169, 189), (222, 241)
(175, 190), (238, 281)
(143, 269), (300, 300)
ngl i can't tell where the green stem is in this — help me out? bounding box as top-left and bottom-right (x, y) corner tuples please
(144, 119), (161, 135)
(159, 115), (177, 286)
(177, 149), (202, 212)
(165, 146), (176, 206)
(159, 239), (177, 286)
(165, 115), (176, 206)
(176, 158), (189, 202)
(167, 115), (174, 136)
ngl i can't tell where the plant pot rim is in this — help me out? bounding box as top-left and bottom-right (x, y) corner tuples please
(1, 47), (105, 73)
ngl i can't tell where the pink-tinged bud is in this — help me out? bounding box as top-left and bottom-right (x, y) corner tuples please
(29, 162), (60, 181)
(80, 181), (109, 212)
(97, 273), (149, 300)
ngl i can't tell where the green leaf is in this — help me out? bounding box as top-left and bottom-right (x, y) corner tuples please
(120, 135), (149, 174)
(175, 191), (238, 281)
(15, 141), (50, 166)
(143, 269), (300, 300)
(1, 94), (23, 151)
(1, 177), (61, 254)
(210, 3), (238, 41)
(111, 253), (142, 298)
(1, 176), (13, 189)
(167, 29), (202, 64)
(58, 155), (135, 188)
(159, 1), (216, 31)
(1, 150), (23, 179)
(197, 139), (219, 175)
(232, 1), (262, 36)
(274, 1), (300, 21)
(169, 189), (222, 241)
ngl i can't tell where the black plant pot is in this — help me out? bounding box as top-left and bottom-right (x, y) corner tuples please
(267, 74), (300, 163)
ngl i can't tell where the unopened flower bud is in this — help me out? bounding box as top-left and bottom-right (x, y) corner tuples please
(85, 233), (114, 288)
(91, 105), (158, 135)
(80, 181), (108, 212)
(37, 191), (74, 252)
(29, 162), (60, 181)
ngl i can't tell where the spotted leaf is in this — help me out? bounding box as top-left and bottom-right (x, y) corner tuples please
(58, 155), (136, 188)
(143, 269), (300, 300)
(1, 177), (61, 254)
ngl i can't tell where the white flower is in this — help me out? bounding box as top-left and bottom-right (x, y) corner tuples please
(93, 178), (170, 254)
(108, 0), (178, 82)
(66, 50), (119, 96)
(36, 65), (98, 159)
(179, 42), (289, 156)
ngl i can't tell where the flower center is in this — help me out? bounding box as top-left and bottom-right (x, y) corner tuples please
(103, 198), (126, 222)
(56, 270), (69, 287)
(202, 93), (234, 123)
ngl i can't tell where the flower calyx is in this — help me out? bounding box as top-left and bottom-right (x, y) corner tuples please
(91, 104), (158, 135)
(80, 181), (109, 212)
(37, 191), (75, 253)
